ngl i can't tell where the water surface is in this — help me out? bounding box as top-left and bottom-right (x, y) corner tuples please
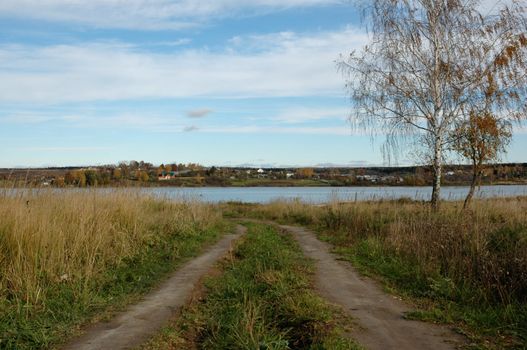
(147, 185), (527, 204)
(5, 185), (526, 204)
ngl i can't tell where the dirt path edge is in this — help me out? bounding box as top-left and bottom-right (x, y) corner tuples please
(62, 225), (246, 350)
(274, 222), (467, 350)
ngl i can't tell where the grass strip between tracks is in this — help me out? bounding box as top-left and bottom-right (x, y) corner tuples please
(143, 222), (361, 350)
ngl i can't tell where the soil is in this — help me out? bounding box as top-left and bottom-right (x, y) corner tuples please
(62, 225), (246, 350)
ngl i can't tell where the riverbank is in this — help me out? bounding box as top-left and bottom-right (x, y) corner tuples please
(3, 163), (527, 189)
(2, 177), (527, 189)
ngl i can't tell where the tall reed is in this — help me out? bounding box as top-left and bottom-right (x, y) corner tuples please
(0, 189), (221, 324)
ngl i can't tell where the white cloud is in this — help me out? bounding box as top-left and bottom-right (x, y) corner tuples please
(0, 27), (367, 103)
(271, 107), (349, 124)
(194, 125), (353, 135)
(0, 108), (356, 135)
(0, 0), (343, 30)
(149, 39), (193, 47)
(0, 113), (83, 124)
(0, 111), (186, 130)
(21, 146), (109, 152)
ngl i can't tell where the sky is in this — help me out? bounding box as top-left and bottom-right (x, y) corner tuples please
(0, 0), (525, 168)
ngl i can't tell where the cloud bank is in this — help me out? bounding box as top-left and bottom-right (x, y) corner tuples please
(0, 27), (367, 103)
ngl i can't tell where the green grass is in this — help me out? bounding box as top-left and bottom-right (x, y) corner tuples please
(142, 223), (361, 350)
(0, 204), (230, 350)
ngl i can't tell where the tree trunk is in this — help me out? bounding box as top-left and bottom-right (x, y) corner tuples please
(463, 162), (481, 210)
(430, 136), (442, 211)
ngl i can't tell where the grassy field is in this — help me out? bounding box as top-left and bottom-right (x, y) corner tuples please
(2, 188), (525, 349)
(223, 198), (527, 349)
(143, 223), (360, 350)
(0, 190), (227, 349)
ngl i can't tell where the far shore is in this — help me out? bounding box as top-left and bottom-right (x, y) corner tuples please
(2, 178), (527, 189)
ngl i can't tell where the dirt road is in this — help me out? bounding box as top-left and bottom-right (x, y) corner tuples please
(279, 224), (465, 350)
(63, 225), (246, 350)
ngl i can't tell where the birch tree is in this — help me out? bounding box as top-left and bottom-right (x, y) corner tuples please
(339, 0), (527, 210)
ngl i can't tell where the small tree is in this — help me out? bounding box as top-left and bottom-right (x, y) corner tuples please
(64, 171), (75, 185)
(84, 170), (98, 186)
(119, 162), (130, 178)
(74, 170), (87, 187)
(339, 0), (527, 210)
(112, 168), (122, 180)
(296, 168), (315, 179)
(453, 111), (512, 209)
(157, 164), (165, 175)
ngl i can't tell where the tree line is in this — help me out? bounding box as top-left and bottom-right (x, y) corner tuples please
(61, 161), (205, 187)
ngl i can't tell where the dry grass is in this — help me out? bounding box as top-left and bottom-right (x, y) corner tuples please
(241, 197), (527, 304)
(224, 197), (527, 346)
(0, 189), (223, 348)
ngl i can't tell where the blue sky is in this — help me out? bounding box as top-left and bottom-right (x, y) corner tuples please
(0, 0), (524, 168)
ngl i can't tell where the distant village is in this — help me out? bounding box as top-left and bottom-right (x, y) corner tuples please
(1, 161), (527, 187)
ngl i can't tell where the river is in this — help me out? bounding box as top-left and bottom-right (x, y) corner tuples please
(145, 185), (527, 203)
(4, 185), (527, 204)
